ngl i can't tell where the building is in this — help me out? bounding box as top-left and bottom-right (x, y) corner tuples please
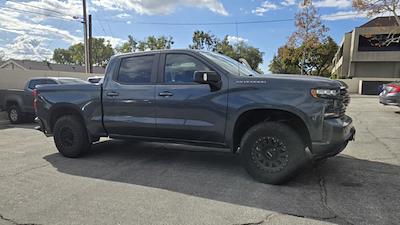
(0, 59), (104, 90)
(332, 16), (400, 79)
(0, 59), (105, 74)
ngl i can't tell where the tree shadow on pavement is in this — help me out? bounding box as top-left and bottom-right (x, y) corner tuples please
(44, 140), (400, 225)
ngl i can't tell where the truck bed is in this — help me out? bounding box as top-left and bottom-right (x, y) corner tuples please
(0, 89), (25, 111)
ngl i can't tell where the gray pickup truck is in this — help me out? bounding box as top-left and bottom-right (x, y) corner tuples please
(0, 77), (88, 124)
(35, 50), (355, 184)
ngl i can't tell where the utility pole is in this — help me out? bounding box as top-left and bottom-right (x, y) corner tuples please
(88, 14), (93, 73)
(301, 0), (312, 76)
(82, 0), (89, 74)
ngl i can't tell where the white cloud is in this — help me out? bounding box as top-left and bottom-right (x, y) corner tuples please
(0, 8), (80, 44)
(252, 1), (279, 16)
(92, 0), (228, 16)
(322, 10), (400, 21)
(115, 13), (132, 19)
(0, 1), (86, 60)
(98, 36), (124, 48)
(281, 0), (296, 6)
(321, 10), (367, 21)
(313, 0), (352, 9)
(227, 36), (249, 44)
(0, 35), (53, 61)
(5, 0), (82, 21)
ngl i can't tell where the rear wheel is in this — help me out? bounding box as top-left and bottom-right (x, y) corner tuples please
(7, 105), (22, 124)
(53, 115), (91, 158)
(240, 121), (308, 184)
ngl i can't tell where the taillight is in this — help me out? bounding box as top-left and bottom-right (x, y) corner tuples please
(32, 89), (38, 112)
(388, 84), (400, 93)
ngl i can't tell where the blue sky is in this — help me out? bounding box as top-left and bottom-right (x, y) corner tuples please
(0, 0), (372, 72)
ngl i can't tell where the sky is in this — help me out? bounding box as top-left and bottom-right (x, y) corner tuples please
(0, 0), (377, 72)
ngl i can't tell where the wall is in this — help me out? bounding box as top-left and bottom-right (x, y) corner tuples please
(339, 77), (399, 94)
(351, 26), (400, 63)
(0, 69), (102, 89)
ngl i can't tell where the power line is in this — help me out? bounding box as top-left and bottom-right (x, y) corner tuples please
(8, 1), (69, 16)
(94, 12), (367, 26)
(95, 0), (114, 36)
(1, 6), (77, 21)
(94, 18), (294, 26)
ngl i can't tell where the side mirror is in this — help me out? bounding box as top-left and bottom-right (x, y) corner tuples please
(193, 71), (222, 91)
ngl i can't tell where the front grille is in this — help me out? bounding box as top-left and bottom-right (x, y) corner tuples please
(338, 86), (350, 117)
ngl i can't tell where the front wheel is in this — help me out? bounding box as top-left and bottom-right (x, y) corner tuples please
(53, 115), (91, 158)
(240, 122), (308, 184)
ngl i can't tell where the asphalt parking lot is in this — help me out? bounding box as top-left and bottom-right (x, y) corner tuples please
(0, 96), (399, 225)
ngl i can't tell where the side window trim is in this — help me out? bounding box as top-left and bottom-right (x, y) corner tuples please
(114, 54), (158, 85)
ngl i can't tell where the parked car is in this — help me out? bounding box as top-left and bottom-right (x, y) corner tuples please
(34, 50), (355, 184)
(379, 82), (400, 107)
(87, 76), (104, 84)
(0, 77), (88, 124)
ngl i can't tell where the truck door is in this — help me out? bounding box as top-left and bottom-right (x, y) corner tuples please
(155, 53), (228, 144)
(102, 54), (158, 137)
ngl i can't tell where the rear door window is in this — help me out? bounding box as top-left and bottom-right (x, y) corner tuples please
(117, 55), (155, 84)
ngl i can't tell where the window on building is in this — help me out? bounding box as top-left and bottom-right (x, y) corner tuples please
(358, 34), (400, 52)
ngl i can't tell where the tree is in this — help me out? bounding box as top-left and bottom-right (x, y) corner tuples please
(353, 0), (400, 45)
(307, 37), (338, 77)
(53, 48), (72, 65)
(269, 36), (338, 77)
(53, 38), (114, 67)
(91, 38), (114, 67)
(289, 3), (328, 75)
(116, 35), (137, 53)
(189, 30), (218, 51)
(269, 45), (301, 74)
(137, 36), (174, 51)
(215, 36), (264, 71)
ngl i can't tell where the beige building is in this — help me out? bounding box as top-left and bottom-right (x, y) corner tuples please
(0, 60), (104, 89)
(332, 17), (400, 79)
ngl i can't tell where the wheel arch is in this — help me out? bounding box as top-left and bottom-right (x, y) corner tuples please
(48, 103), (86, 133)
(230, 107), (312, 152)
(5, 98), (22, 109)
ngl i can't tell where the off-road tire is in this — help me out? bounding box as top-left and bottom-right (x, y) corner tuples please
(53, 115), (91, 158)
(240, 121), (308, 184)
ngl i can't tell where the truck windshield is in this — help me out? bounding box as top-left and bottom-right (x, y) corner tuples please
(199, 51), (261, 77)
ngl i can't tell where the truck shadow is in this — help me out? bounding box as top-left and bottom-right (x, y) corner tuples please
(0, 123), (37, 130)
(44, 139), (400, 225)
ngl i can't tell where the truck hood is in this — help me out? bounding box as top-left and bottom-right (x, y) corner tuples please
(259, 74), (344, 89)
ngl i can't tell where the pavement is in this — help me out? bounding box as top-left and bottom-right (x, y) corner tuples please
(0, 96), (399, 225)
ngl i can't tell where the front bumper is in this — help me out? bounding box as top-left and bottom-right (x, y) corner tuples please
(379, 93), (400, 106)
(311, 115), (356, 160)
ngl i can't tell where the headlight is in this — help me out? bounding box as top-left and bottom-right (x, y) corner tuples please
(310, 88), (339, 98)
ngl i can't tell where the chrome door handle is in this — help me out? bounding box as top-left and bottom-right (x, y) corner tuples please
(159, 91), (173, 97)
